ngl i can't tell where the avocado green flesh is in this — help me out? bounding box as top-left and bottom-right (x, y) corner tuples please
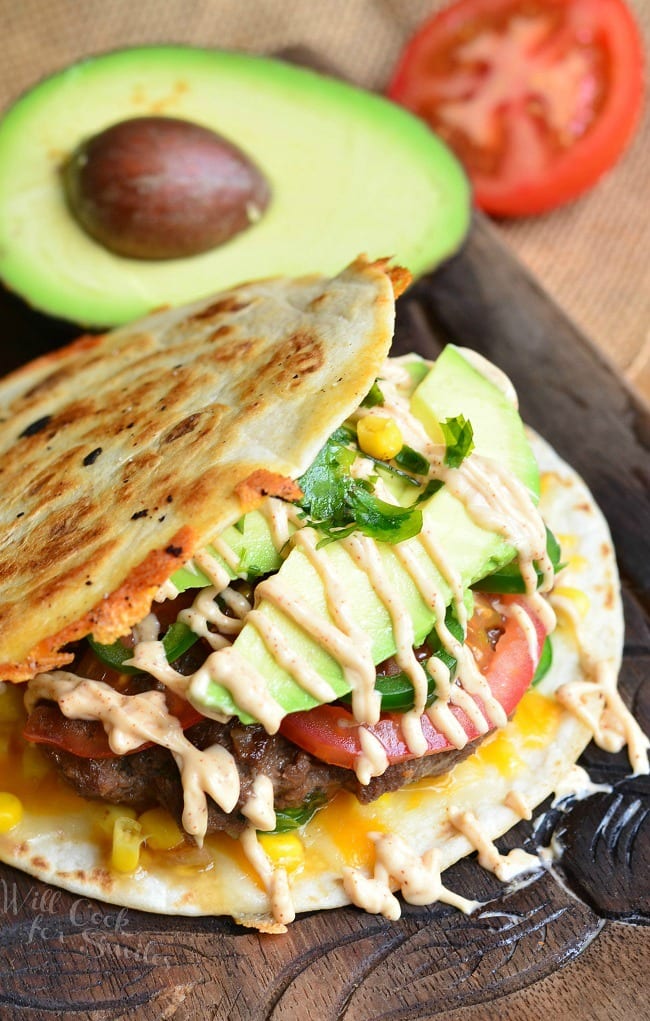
(191, 346), (539, 724)
(170, 510), (285, 591)
(0, 47), (470, 327)
(410, 345), (540, 500)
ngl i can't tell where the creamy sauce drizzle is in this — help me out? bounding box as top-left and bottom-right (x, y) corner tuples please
(180, 585), (250, 648)
(504, 789), (533, 821)
(25, 671), (239, 843)
(343, 832), (480, 920)
(551, 592), (649, 775)
(193, 549), (232, 593)
(241, 774), (276, 831)
(239, 826), (295, 927)
(257, 497), (302, 552)
(551, 763), (612, 807)
(448, 808), (540, 882)
(495, 599), (541, 664)
(356, 727), (390, 785)
(556, 667), (650, 775)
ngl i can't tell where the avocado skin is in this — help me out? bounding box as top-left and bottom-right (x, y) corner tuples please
(0, 46), (469, 328)
(190, 347), (539, 724)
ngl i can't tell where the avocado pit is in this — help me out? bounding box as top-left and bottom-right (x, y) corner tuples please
(62, 116), (271, 260)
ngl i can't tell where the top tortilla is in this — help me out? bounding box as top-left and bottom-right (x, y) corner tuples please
(0, 256), (402, 677)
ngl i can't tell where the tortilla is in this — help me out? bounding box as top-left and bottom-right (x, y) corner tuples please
(0, 256), (404, 678)
(0, 423), (630, 929)
(0, 268), (644, 929)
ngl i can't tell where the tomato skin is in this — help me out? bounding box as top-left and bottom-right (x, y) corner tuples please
(387, 0), (644, 216)
(279, 596), (547, 769)
(23, 692), (204, 759)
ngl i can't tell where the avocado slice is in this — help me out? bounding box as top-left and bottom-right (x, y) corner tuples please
(190, 346), (539, 724)
(170, 510), (286, 592)
(0, 47), (470, 327)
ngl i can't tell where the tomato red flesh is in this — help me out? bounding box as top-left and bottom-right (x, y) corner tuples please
(279, 595), (547, 769)
(23, 691), (204, 759)
(387, 0), (643, 215)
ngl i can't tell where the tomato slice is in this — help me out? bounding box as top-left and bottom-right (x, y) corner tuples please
(387, 0), (643, 215)
(279, 595), (547, 769)
(23, 690), (204, 759)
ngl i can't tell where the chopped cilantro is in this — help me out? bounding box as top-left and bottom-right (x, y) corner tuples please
(297, 428), (422, 545)
(269, 791), (327, 833)
(415, 478), (444, 505)
(441, 415), (474, 468)
(394, 444), (430, 476)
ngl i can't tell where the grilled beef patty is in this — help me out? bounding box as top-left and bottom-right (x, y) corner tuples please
(37, 708), (479, 838)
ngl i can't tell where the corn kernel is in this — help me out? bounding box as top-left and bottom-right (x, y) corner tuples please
(22, 744), (51, 782)
(94, 803), (138, 840)
(111, 817), (144, 874)
(0, 792), (23, 833)
(554, 586), (590, 618)
(357, 415), (403, 461)
(139, 807), (184, 851)
(258, 831), (305, 872)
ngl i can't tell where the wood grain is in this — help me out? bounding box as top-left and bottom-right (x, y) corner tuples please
(0, 213), (648, 1018)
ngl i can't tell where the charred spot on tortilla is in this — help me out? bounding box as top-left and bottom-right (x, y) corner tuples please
(19, 414), (52, 438)
(82, 447), (103, 466)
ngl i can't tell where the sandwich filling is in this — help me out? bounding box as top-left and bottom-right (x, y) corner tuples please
(0, 263), (646, 930)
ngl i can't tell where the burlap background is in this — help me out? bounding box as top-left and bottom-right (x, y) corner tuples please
(2, 0), (648, 400)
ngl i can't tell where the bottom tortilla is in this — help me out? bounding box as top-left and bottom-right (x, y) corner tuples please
(0, 432), (624, 925)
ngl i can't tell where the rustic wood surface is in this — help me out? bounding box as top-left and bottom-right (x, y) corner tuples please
(0, 213), (648, 1019)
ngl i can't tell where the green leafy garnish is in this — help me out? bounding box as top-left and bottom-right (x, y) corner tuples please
(414, 479), (444, 505)
(361, 381), (385, 408)
(441, 415), (474, 468)
(268, 791), (328, 833)
(298, 428), (423, 545)
(394, 444), (430, 476)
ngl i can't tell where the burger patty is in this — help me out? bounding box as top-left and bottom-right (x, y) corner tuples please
(41, 712), (479, 838)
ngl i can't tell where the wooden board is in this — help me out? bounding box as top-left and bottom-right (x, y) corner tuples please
(0, 213), (648, 1020)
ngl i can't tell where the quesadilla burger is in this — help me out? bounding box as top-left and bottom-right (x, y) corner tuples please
(0, 257), (646, 932)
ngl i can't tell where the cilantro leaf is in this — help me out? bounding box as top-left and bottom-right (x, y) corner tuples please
(348, 485), (423, 544)
(394, 444), (430, 476)
(441, 415), (474, 468)
(268, 791), (327, 833)
(297, 429), (423, 545)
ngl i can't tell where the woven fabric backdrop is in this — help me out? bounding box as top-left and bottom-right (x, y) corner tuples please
(2, 0), (649, 399)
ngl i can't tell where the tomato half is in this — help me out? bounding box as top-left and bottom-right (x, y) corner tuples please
(279, 595), (546, 769)
(23, 690), (204, 759)
(387, 0), (643, 215)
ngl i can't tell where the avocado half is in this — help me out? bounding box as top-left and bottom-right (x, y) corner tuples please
(0, 47), (470, 328)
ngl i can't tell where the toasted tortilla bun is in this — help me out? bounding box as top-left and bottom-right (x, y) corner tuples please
(0, 256), (400, 678)
(0, 431), (623, 925)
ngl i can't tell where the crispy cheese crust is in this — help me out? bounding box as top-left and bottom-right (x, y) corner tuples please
(0, 258), (399, 677)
